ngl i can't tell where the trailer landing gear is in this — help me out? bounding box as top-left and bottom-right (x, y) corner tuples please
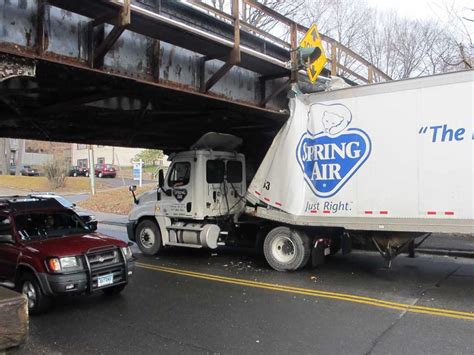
(371, 233), (432, 268)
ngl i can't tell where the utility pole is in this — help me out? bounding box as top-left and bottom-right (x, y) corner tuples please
(0, 138), (7, 175)
(15, 139), (24, 176)
(88, 145), (96, 195)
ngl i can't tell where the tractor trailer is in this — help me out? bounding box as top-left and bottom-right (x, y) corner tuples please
(127, 70), (473, 271)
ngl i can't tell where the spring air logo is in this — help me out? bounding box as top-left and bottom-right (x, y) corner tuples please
(296, 103), (371, 198)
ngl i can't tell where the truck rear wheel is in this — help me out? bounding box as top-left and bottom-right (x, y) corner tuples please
(263, 227), (311, 272)
(135, 220), (162, 255)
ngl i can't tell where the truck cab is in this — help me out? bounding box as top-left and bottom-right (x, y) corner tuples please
(127, 133), (247, 254)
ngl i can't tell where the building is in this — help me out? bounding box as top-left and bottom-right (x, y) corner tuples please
(2, 139), (71, 168)
(72, 144), (149, 167)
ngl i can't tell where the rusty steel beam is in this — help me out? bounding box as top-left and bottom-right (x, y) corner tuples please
(200, 0), (241, 93)
(260, 79), (290, 107)
(0, 42), (287, 120)
(0, 54), (35, 82)
(91, 0), (130, 68)
(290, 22), (298, 83)
(36, 0), (46, 55)
(37, 92), (123, 114)
(258, 72), (291, 107)
(93, 25), (126, 68)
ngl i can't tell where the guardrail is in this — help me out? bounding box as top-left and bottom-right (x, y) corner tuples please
(185, 0), (391, 84)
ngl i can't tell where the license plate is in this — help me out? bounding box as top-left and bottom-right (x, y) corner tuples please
(97, 273), (114, 287)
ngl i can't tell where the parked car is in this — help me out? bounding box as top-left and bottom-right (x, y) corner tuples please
(30, 193), (98, 231)
(0, 196), (134, 314)
(9, 165), (40, 176)
(68, 166), (89, 177)
(94, 163), (116, 178)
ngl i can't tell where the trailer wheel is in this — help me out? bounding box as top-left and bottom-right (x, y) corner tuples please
(135, 219), (162, 255)
(263, 227), (311, 272)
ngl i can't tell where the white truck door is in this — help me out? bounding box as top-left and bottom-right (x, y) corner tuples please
(166, 160), (193, 218)
(205, 159), (226, 216)
(225, 160), (245, 214)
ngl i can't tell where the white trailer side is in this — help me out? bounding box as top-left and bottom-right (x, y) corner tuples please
(247, 70), (473, 234)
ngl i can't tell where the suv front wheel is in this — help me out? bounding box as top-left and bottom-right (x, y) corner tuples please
(20, 273), (51, 315)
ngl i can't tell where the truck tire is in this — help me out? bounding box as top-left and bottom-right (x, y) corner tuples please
(20, 273), (51, 315)
(263, 227), (311, 272)
(135, 219), (162, 255)
(98, 172), (103, 178)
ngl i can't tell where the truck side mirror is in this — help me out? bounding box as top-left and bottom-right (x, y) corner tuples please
(129, 185), (138, 204)
(158, 169), (165, 189)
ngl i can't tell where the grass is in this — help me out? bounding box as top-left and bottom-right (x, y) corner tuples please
(78, 184), (155, 215)
(0, 175), (105, 194)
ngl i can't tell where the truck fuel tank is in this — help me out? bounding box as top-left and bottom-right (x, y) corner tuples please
(167, 222), (221, 249)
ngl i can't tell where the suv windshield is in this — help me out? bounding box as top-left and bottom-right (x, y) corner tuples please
(15, 211), (89, 241)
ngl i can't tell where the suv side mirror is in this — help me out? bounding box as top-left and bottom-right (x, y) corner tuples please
(86, 221), (97, 232)
(0, 234), (14, 243)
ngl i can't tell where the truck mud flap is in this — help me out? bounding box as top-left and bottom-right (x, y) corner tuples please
(311, 239), (327, 267)
(341, 232), (352, 255)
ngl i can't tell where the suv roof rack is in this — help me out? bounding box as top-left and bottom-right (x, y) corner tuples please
(0, 195), (63, 212)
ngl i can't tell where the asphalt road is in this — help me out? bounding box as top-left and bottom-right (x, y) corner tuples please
(9, 225), (474, 354)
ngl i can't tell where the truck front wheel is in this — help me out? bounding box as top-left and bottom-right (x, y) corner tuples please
(135, 220), (162, 255)
(263, 227), (311, 272)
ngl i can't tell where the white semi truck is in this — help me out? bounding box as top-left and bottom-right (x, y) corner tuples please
(127, 70), (473, 271)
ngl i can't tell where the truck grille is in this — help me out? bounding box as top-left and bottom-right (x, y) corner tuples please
(85, 246), (126, 290)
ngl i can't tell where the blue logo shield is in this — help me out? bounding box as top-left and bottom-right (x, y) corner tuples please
(296, 128), (371, 198)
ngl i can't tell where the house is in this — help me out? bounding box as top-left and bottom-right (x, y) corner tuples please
(72, 144), (148, 167)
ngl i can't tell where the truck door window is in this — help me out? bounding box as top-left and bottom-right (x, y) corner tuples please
(226, 161), (243, 183)
(168, 162), (191, 187)
(206, 160), (225, 184)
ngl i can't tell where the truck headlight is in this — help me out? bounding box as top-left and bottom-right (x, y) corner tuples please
(121, 246), (133, 260)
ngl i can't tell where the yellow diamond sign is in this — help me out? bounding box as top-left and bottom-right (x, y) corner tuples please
(299, 24), (327, 83)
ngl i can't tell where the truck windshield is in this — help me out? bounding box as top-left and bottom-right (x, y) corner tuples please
(15, 211), (90, 241)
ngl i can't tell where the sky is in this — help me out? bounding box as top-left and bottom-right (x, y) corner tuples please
(366, 0), (473, 20)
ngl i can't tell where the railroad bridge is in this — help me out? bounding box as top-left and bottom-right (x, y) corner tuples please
(0, 0), (390, 155)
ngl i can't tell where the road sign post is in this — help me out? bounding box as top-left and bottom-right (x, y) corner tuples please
(133, 159), (143, 187)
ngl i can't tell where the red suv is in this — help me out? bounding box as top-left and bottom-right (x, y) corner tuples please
(94, 163), (116, 178)
(0, 196), (134, 314)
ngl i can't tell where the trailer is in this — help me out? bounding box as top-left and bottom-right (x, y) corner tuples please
(127, 70), (473, 271)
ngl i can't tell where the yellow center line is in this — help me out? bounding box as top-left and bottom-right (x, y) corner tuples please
(136, 262), (474, 321)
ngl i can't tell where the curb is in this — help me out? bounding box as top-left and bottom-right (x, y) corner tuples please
(99, 220), (128, 227)
(417, 248), (474, 259)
